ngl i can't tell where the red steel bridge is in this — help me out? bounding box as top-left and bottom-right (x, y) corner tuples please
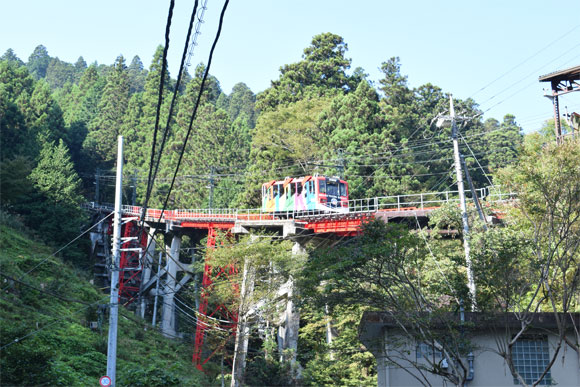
(86, 185), (515, 370)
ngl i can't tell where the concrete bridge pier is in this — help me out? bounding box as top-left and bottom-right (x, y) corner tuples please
(161, 232), (181, 338)
(277, 241), (306, 379)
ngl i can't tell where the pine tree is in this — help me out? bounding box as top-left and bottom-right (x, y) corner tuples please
(24, 140), (86, 260)
(227, 82), (257, 128)
(256, 33), (354, 112)
(127, 55), (147, 94)
(84, 55), (129, 167)
(1, 49), (24, 66)
(27, 45), (51, 80)
(45, 57), (76, 89)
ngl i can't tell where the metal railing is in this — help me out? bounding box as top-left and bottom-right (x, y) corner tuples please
(84, 185), (517, 223)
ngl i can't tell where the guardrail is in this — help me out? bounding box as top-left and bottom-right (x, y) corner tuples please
(83, 185), (517, 223)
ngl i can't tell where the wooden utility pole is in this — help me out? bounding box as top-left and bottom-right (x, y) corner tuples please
(449, 96), (477, 310)
(106, 136), (124, 386)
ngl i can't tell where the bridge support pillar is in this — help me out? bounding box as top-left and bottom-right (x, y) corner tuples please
(161, 233), (181, 338)
(278, 241), (304, 379)
(138, 226), (156, 319)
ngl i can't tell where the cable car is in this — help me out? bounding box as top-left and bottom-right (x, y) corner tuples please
(261, 175), (349, 214)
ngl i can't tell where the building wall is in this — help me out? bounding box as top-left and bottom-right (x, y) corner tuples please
(373, 331), (579, 387)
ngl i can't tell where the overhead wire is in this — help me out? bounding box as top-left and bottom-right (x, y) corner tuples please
(0, 296), (110, 351)
(414, 214), (461, 306)
(459, 133), (493, 186)
(142, 0), (176, 224)
(468, 23), (580, 100)
(142, 0), (203, 235)
(1, 212), (114, 291)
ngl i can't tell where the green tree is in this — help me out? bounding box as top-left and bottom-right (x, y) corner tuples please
(127, 55), (147, 94)
(299, 304), (376, 386)
(241, 97), (332, 206)
(124, 45), (171, 177)
(27, 45), (51, 80)
(205, 233), (298, 387)
(318, 80), (388, 198)
(0, 60), (36, 159)
(256, 33), (356, 112)
(480, 114), (522, 174)
(73, 56), (87, 81)
(1, 49), (24, 66)
(301, 220), (473, 386)
(379, 56), (413, 108)
(226, 82), (257, 128)
(84, 55), (130, 167)
(186, 63), (222, 106)
(21, 140), (86, 260)
(45, 57), (76, 89)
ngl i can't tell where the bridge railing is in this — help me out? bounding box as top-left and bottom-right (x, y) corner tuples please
(84, 186), (517, 222)
(346, 185), (516, 213)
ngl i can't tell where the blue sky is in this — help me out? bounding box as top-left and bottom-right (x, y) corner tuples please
(2, 0), (579, 133)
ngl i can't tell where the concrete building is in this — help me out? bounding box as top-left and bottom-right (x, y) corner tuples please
(359, 312), (580, 386)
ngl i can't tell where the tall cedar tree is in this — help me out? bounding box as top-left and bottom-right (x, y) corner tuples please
(83, 56), (129, 168)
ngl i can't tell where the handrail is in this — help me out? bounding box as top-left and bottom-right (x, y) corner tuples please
(84, 185), (517, 223)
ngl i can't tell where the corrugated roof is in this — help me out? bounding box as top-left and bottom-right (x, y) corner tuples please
(539, 64), (580, 82)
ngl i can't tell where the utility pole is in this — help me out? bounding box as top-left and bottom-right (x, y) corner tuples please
(449, 96), (477, 310)
(106, 136), (124, 386)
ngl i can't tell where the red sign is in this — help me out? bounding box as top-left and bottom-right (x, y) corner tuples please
(99, 376), (112, 387)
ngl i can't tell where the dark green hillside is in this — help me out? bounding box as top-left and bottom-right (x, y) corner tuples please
(0, 220), (209, 386)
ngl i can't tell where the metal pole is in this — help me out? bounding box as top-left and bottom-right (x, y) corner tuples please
(551, 84), (562, 144)
(152, 252), (163, 327)
(106, 136), (124, 386)
(461, 155), (488, 231)
(450, 96), (477, 310)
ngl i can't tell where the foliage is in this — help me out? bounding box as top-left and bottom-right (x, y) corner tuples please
(468, 136), (580, 385)
(0, 34), (561, 386)
(0, 223), (210, 386)
(256, 33), (358, 112)
(299, 304), (376, 386)
(300, 220), (473, 385)
(27, 45), (51, 80)
(84, 55), (130, 167)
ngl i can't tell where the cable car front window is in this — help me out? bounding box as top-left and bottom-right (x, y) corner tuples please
(326, 179), (339, 197)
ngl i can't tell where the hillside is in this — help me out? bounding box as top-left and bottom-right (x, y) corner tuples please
(0, 218), (210, 386)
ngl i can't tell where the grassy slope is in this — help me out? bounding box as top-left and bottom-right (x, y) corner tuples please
(0, 223), (210, 386)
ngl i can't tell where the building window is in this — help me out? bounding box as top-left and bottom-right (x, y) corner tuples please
(512, 336), (552, 385)
(416, 342), (443, 361)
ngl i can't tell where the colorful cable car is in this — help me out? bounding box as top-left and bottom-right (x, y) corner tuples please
(261, 175), (349, 214)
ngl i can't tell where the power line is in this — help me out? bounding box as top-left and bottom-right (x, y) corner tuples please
(1, 212), (114, 292)
(0, 296), (109, 351)
(468, 24), (580, 100)
(142, 0), (176, 222)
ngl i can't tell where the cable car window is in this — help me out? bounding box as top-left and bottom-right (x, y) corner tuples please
(318, 179), (326, 194)
(340, 182), (347, 197)
(297, 182), (303, 195)
(326, 179), (339, 196)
